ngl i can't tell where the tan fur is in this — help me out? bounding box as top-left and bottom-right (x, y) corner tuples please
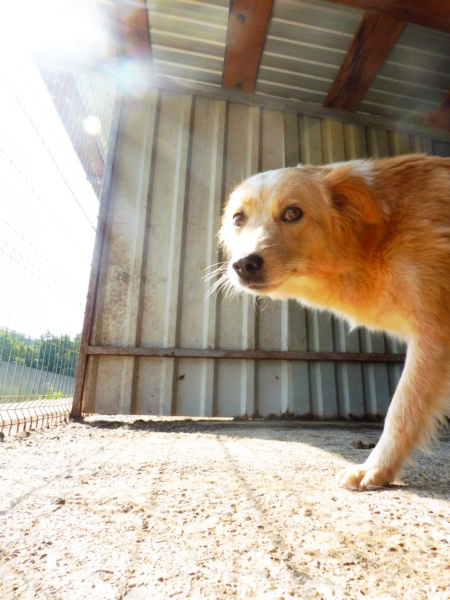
(219, 154), (450, 491)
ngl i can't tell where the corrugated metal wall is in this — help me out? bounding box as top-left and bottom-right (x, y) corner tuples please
(83, 89), (448, 417)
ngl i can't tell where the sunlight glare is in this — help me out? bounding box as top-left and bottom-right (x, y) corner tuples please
(1, 0), (103, 69)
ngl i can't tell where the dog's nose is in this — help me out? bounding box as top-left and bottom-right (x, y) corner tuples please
(232, 254), (264, 281)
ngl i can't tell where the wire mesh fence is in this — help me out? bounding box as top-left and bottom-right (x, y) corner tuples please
(0, 0), (119, 432)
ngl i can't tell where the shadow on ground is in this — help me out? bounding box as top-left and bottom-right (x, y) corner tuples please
(77, 416), (450, 502)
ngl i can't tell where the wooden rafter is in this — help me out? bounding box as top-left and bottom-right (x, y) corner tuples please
(324, 12), (405, 112)
(115, 0), (151, 60)
(424, 91), (450, 130)
(325, 0), (450, 33)
(222, 0), (274, 92)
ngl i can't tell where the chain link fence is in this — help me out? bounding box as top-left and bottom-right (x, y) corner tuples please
(0, 0), (119, 433)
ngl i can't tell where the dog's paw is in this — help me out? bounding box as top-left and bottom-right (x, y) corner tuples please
(336, 464), (394, 491)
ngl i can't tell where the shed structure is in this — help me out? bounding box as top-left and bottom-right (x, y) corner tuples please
(73, 0), (450, 418)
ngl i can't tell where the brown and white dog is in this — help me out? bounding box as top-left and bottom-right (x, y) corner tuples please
(219, 154), (450, 491)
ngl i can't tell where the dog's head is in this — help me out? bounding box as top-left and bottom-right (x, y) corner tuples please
(219, 163), (384, 299)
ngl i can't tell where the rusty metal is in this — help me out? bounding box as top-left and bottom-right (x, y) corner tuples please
(71, 96), (123, 418)
(86, 345), (405, 363)
(72, 0), (152, 418)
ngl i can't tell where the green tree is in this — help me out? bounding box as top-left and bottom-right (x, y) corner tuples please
(0, 328), (81, 376)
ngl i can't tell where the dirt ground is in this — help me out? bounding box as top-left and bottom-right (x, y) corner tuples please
(0, 416), (449, 600)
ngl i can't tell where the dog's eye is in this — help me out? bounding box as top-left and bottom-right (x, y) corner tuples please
(233, 212), (246, 227)
(281, 206), (303, 223)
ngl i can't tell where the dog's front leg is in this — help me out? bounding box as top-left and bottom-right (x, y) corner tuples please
(336, 334), (449, 491)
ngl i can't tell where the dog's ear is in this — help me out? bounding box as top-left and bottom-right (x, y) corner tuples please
(324, 166), (381, 225)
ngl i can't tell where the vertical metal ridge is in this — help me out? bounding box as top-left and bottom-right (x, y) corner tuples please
(171, 94), (196, 415)
(130, 90), (162, 414)
(160, 93), (195, 416)
(201, 99), (227, 416)
(256, 107), (286, 416)
(72, 91), (123, 416)
(216, 102), (259, 417)
(84, 91), (162, 414)
(202, 100), (227, 350)
(163, 94), (195, 348)
(176, 95), (226, 416)
(126, 90), (161, 349)
(116, 91), (161, 413)
(242, 104), (260, 416)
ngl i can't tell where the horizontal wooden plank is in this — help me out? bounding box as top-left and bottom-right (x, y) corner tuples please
(325, 0), (450, 33)
(324, 12), (406, 112)
(87, 345), (405, 363)
(222, 0), (274, 91)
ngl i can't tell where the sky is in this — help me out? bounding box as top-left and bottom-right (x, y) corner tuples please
(0, 0), (108, 339)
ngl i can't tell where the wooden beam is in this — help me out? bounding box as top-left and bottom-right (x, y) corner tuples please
(222, 0), (274, 92)
(324, 12), (405, 112)
(325, 0), (450, 33)
(115, 0), (151, 60)
(423, 91), (450, 131)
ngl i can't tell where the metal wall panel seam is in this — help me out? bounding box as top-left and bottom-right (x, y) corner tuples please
(173, 95), (228, 416)
(115, 93), (160, 413)
(162, 93), (195, 416)
(130, 93), (178, 414)
(119, 94), (155, 412)
(257, 107), (287, 416)
(121, 91), (160, 349)
(84, 92), (162, 413)
(360, 328), (391, 417)
(241, 105), (260, 416)
(200, 99), (226, 416)
(96, 92), (160, 413)
(129, 91), (161, 414)
(215, 103), (261, 417)
(72, 91), (123, 417)
(215, 103), (249, 415)
(281, 302), (292, 414)
(163, 94), (195, 348)
(283, 112), (308, 414)
(186, 101), (226, 416)
(202, 100), (227, 350)
(343, 122), (368, 161)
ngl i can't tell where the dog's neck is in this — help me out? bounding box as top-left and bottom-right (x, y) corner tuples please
(269, 272), (411, 342)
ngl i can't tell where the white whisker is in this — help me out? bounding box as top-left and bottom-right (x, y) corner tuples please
(203, 261), (224, 272)
(207, 273), (229, 298)
(203, 263), (228, 283)
(257, 297), (271, 313)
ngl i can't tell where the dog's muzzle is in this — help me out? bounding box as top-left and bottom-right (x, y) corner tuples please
(232, 253), (264, 284)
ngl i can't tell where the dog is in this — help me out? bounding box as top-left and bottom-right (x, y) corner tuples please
(218, 154), (450, 491)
